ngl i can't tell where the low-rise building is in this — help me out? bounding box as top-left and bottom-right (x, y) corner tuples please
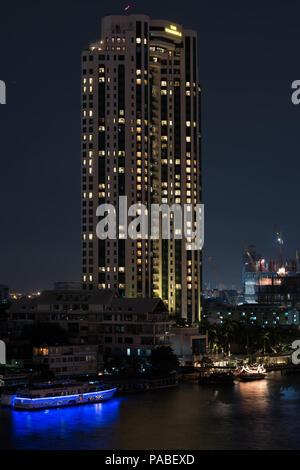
(6, 289), (173, 372)
(7, 289), (119, 343)
(202, 301), (300, 327)
(169, 327), (208, 365)
(53, 282), (83, 291)
(100, 298), (172, 358)
(33, 344), (98, 377)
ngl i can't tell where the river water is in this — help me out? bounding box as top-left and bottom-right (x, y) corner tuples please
(1, 371), (300, 450)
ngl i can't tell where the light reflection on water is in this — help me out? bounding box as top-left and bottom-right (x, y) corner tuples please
(9, 398), (123, 450)
(238, 379), (269, 411)
(1, 372), (300, 450)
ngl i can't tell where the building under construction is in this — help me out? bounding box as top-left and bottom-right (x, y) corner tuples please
(202, 233), (300, 327)
(242, 234), (299, 305)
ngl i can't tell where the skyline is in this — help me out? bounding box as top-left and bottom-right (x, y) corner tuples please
(0, 0), (300, 291)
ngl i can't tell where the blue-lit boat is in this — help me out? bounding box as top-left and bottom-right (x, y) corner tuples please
(1, 382), (118, 410)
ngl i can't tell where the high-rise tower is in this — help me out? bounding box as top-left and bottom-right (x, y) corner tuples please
(81, 14), (202, 322)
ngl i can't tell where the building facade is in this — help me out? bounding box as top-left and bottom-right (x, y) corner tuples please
(169, 326), (207, 365)
(7, 289), (173, 369)
(202, 301), (300, 327)
(98, 297), (172, 358)
(81, 14), (202, 322)
(33, 345), (98, 377)
(242, 245), (261, 303)
(257, 273), (300, 307)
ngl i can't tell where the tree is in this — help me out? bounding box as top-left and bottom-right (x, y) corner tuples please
(205, 323), (220, 353)
(175, 318), (191, 328)
(198, 356), (213, 369)
(198, 318), (210, 335)
(105, 354), (147, 377)
(260, 330), (271, 355)
(149, 346), (179, 375)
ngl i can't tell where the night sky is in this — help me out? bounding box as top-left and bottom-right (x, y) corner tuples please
(0, 0), (299, 292)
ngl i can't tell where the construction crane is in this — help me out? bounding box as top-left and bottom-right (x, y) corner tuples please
(242, 240), (259, 274)
(241, 239), (263, 302)
(203, 251), (242, 306)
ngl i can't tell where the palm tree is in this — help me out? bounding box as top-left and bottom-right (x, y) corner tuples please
(262, 330), (271, 355)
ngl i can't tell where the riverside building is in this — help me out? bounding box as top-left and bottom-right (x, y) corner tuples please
(81, 14), (202, 322)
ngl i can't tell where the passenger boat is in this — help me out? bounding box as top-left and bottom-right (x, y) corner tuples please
(237, 365), (267, 382)
(1, 381), (117, 410)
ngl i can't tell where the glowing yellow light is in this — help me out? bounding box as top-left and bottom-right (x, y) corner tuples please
(164, 27), (182, 37)
(278, 267), (286, 276)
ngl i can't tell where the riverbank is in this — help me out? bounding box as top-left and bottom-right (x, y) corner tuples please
(99, 374), (178, 394)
